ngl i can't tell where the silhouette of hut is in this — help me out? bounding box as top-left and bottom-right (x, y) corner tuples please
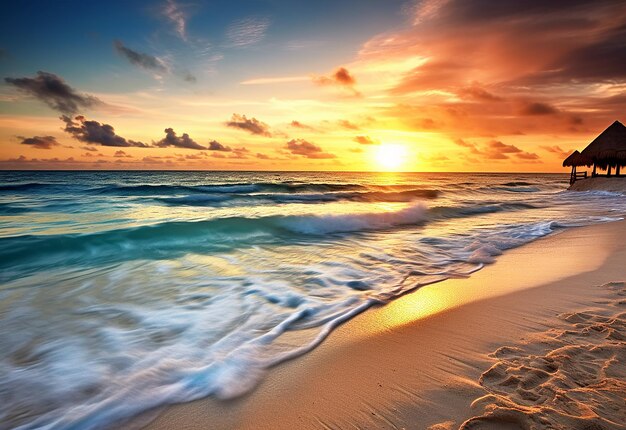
(563, 120), (626, 184)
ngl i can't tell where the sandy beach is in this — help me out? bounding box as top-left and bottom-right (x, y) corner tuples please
(569, 177), (626, 193)
(143, 219), (626, 430)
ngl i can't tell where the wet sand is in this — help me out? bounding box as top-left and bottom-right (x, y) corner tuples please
(142, 220), (626, 430)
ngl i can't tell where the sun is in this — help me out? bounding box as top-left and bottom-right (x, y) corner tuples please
(375, 143), (408, 171)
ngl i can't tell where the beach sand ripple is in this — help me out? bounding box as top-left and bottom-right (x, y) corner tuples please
(457, 282), (626, 430)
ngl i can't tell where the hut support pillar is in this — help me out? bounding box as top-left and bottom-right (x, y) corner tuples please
(607, 166), (612, 177)
(592, 164), (597, 177)
(617, 165), (621, 176)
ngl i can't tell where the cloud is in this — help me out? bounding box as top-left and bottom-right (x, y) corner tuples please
(483, 140), (521, 159)
(290, 120), (314, 130)
(456, 84), (503, 102)
(114, 150), (132, 158)
(313, 67), (356, 86)
(354, 135), (379, 145)
(540, 145), (571, 158)
(81, 146), (98, 152)
(207, 140), (231, 151)
(487, 140), (521, 153)
(226, 17), (270, 47)
(5, 71), (100, 114)
(337, 120), (360, 130)
(256, 152), (270, 159)
(455, 138), (531, 160)
(313, 67), (360, 95)
(285, 139), (336, 159)
(18, 135), (59, 149)
(155, 127), (206, 150)
(516, 151), (540, 160)
(359, 0), (626, 135)
(182, 71), (197, 83)
(454, 138), (482, 154)
(62, 115), (149, 147)
(226, 114), (272, 136)
(114, 41), (167, 73)
(162, 0), (187, 40)
(518, 101), (559, 116)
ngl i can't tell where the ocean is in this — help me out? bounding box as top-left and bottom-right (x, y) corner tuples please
(1, 171), (625, 429)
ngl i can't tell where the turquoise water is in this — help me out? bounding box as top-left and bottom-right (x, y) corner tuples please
(1, 171), (625, 429)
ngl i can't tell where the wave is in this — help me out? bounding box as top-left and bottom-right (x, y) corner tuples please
(0, 183), (56, 192)
(0, 201), (542, 278)
(501, 181), (536, 186)
(92, 182), (369, 196)
(158, 188), (440, 206)
(487, 185), (541, 193)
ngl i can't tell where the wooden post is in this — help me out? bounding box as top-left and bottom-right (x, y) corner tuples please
(592, 164), (597, 177)
(617, 165), (621, 176)
(607, 165), (612, 177)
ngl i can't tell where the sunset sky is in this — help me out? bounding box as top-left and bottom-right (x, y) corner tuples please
(1, 0), (625, 171)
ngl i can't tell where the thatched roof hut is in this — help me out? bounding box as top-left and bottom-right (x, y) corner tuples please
(563, 120), (626, 184)
(578, 120), (626, 169)
(562, 150), (592, 167)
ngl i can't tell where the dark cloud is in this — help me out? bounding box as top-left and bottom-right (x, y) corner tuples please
(519, 101), (559, 116)
(62, 115), (149, 147)
(5, 71), (100, 114)
(226, 114), (272, 136)
(285, 139), (335, 159)
(354, 135), (379, 145)
(114, 41), (167, 73)
(114, 150), (132, 158)
(81, 146), (98, 152)
(183, 71), (197, 83)
(208, 140), (231, 151)
(18, 135), (59, 149)
(569, 115), (584, 125)
(525, 22), (626, 84)
(155, 128), (206, 150)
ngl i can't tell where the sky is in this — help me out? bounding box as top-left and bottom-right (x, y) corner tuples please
(1, 0), (625, 171)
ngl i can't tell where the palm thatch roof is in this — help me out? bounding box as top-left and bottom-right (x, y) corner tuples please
(578, 120), (626, 168)
(562, 150), (592, 167)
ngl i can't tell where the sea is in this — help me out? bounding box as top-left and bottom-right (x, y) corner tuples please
(1, 171), (625, 429)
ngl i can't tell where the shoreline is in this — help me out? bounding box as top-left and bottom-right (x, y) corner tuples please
(141, 219), (626, 429)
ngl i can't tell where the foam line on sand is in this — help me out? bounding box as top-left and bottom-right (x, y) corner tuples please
(140, 220), (626, 430)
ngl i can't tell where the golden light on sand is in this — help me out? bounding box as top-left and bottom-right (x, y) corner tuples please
(374, 143), (407, 171)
